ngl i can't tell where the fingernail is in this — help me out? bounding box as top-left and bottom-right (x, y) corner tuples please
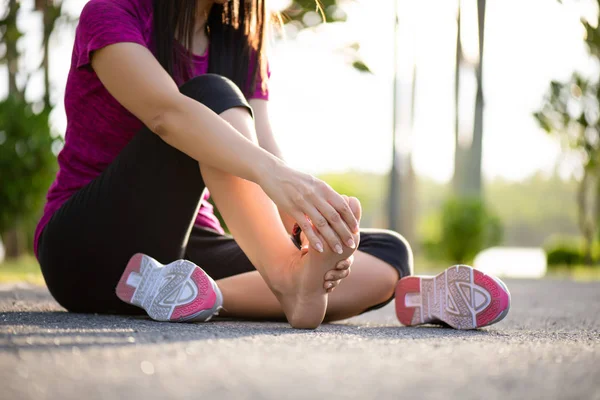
(347, 239), (356, 249)
(315, 242), (324, 253)
(335, 244), (343, 254)
(353, 225), (360, 233)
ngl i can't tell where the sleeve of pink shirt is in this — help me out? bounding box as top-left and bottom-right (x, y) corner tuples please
(75, 0), (147, 69)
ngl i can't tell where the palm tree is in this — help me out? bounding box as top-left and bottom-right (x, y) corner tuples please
(453, 0), (486, 198)
(452, 0), (464, 194)
(469, 0), (487, 196)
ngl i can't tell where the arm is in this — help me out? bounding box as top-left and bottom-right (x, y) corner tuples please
(249, 99), (296, 233)
(92, 43), (277, 184)
(90, 42), (358, 251)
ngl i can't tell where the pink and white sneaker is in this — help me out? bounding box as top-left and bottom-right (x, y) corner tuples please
(116, 253), (223, 322)
(395, 265), (510, 330)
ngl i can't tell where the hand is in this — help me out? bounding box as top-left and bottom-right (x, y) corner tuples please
(259, 162), (360, 254)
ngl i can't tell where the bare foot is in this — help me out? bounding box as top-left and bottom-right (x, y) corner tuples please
(272, 197), (362, 329)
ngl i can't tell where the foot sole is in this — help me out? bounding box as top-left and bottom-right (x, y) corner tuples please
(116, 253), (223, 322)
(395, 265), (511, 329)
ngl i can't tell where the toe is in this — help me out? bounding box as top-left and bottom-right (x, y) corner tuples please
(335, 256), (353, 271)
(348, 196), (362, 223)
(326, 280), (342, 292)
(324, 268), (350, 283)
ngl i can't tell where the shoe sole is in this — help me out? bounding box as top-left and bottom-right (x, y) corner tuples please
(115, 253), (223, 322)
(395, 265), (511, 330)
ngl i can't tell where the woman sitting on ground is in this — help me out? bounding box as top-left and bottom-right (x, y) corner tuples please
(35, 0), (510, 329)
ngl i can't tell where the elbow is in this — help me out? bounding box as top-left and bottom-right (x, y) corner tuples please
(147, 95), (184, 138)
(149, 110), (169, 138)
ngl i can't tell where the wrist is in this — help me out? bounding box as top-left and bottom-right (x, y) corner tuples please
(253, 151), (287, 187)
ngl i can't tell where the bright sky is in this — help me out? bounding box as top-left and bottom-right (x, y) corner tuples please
(6, 0), (598, 183)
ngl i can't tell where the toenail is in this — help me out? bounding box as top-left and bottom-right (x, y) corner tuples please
(326, 282), (333, 289)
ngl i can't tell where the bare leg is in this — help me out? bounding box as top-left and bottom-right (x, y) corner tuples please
(217, 250), (399, 321)
(200, 107), (360, 328)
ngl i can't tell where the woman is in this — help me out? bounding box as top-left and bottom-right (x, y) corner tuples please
(35, 0), (510, 330)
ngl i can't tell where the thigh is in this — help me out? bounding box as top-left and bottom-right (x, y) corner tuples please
(39, 127), (205, 314)
(185, 228), (413, 282)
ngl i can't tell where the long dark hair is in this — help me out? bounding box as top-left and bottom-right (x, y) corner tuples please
(152, 0), (267, 96)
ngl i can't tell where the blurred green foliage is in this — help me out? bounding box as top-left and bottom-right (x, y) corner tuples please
(0, 97), (61, 239)
(544, 235), (600, 267)
(533, 1), (600, 264)
(283, 0), (347, 26)
(213, 171), (577, 265)
(281, 1), (370, 73)
(421, 197), (502, 264)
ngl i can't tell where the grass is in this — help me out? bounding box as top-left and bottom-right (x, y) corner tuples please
(546, 265), (600, 282)
(0, 255), (45, 285)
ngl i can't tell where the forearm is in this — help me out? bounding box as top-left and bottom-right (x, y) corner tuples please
(154, 95), (280, 184)
(249, 99), (297, 232)
(255, 127), (296, 232)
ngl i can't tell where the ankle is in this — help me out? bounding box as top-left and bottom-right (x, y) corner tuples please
(258, 240), (299, 293)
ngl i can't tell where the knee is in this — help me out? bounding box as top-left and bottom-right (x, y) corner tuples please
(178, 74), (252, 116)
(362, 229), (414, 278)
(382, 230), (414, 277)
(179, 74), (236, 97)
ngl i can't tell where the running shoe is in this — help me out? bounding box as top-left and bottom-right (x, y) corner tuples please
(395, 264), (510, 329)
(116, 253), (223, 322)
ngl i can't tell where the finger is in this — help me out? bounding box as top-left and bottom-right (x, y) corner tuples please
(317, 200), (356, 250)
(302, 201), (343, 254)
(335, 256), (354, 271)
(324, 268), (350, 282)
(326, 188), (359, 233)
(291, 212), (323, 253)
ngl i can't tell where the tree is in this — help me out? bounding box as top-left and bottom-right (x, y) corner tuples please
(0, 98), (58, 252)
(534, 75), (600, 265)
(453, 0), (464, 194)
(469, 0), (487, 197)
(283, 0), (347, 26)
(534, 1), (600, 264)
(36, 0), (66, 109)
(452, 0), (487, 198)
(0, 0), (62, 258)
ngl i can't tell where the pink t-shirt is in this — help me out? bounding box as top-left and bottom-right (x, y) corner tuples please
(34, 0), (268, 257)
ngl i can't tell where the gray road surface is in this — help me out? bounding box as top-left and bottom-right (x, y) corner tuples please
(0, 279), (599, 400)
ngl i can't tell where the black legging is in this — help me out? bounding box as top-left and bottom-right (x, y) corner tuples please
(37, 74), (414, 315)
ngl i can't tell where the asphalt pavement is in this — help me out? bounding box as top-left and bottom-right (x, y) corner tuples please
(0, 278), (599, 400)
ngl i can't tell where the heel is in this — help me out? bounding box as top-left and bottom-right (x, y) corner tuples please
(395, 277), (422, 326)
(116, 253), (145, 304)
